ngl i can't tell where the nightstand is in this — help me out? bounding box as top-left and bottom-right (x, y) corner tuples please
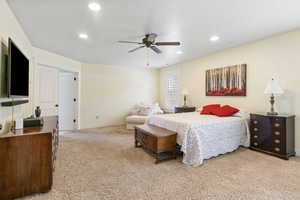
(250, 113), (295, 160)
(174, 106), (196, 113)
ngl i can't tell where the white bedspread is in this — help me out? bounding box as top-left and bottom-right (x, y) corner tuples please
(147, 112), (250, 166)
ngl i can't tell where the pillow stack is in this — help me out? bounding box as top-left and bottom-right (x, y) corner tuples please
(130, 103), (164, 116)
(200, 104), (239, 117)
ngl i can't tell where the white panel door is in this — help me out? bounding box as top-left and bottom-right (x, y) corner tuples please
(37, 65), (59, 116)
(58, 72), (77, 130)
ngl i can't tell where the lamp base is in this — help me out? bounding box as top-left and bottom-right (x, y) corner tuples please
(267, 111), (278, 116)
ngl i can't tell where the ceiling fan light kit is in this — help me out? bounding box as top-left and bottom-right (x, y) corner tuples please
(118, 33), (181, 54)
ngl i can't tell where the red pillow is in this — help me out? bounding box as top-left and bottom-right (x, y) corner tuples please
(201, 104), (221, 115)
(212, 105), (240, 117)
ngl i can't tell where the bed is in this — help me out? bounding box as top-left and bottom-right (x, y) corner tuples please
(147, 112), (250, 166)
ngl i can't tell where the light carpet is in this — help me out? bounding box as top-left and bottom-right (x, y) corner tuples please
(23, 126), (300, 200)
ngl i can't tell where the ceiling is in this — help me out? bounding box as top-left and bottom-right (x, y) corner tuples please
(7, 0), (300, 68)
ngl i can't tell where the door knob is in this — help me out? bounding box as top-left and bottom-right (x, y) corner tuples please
(55, 104), (59, 107)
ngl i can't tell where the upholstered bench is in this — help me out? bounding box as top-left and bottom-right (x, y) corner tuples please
(125, 115), (149, 130)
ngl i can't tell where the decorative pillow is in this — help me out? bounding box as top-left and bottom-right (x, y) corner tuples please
(150, 103), (164, 114)
(138, 107), (152, 116)
(212, 105), (240, 117)
(136, 103), (164, 116)
(200, 104), (221, 114)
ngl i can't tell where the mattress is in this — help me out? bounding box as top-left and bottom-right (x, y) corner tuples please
(147, 112), (250, 166)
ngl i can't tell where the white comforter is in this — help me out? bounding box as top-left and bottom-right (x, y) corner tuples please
(147, 112), (250, 166)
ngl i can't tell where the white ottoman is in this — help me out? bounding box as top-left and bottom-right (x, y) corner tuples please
(125, 115), (149, 130)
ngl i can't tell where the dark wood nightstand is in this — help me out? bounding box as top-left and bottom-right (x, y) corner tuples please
(174, 106), (196, 113)
(250, 113), (295, 160)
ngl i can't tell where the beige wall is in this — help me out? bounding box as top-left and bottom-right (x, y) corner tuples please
(0, 0), (34, 123)
(160, 29), (300, 154)
(80, 64), (159, 129)
(0, 1), (81, 125)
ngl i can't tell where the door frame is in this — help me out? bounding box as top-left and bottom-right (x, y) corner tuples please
(34, 63), (80, 130)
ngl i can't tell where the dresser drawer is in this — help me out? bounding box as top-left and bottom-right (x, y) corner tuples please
(271, 117), (285, 130)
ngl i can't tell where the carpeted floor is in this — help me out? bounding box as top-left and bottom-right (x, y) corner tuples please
(22, 126), (300, 200)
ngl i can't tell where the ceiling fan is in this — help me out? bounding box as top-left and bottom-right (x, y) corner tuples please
(118, 33), (181, 54)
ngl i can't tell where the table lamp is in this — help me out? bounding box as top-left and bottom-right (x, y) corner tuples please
(182, 89), (189, 107)
(264, 78), (284, 115)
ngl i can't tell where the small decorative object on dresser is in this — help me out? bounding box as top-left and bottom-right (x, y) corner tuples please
(35, 106), (42, 118)
(250, 113), (295, 160)
(264, 78), (284, 115)
(175, 106), (196, 113)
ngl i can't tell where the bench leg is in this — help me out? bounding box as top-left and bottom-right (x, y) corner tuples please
(134, 128), (139, 148)
(135, 140), (141, 148)
(155, 153), (161, 164)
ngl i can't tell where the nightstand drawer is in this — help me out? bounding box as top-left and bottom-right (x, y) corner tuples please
(251, 119), (260, 125)
(175, 107), (196, 113)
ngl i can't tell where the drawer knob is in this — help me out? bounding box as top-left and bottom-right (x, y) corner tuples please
(254, 128), (259, 132)
(254, 135), (258, 139)
(274, 131), (280, 136)
(253, 120), (258, 124)
(253, 142), (258, 146)
(275, 147), (280, 152)
(274, 123), (280, 127)
(274, 139), (280, 144)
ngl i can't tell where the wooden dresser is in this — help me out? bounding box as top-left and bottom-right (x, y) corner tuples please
(174, 106), (196, 113)
(0, 116), (58, 200)
(250, 113), (295, 160)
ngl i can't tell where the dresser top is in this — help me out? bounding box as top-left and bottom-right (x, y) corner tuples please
(251, 113), (295, 118)
(0, 116), (58, 138)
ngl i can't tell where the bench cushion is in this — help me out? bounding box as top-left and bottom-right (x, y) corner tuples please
(126, 115), (148, 124)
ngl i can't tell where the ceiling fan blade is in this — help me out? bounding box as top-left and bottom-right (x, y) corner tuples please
(118, 41), (143, 44)
(128, 46), (145, 53)
(150, 46), (162, 54)
(155, 42), (180, 46)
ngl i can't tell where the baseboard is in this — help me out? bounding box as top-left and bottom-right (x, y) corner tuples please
(296, 149), (300, 157)
(80, 123), (126, 130)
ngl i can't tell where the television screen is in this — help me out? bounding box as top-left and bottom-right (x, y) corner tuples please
(8, 38), (29, 97)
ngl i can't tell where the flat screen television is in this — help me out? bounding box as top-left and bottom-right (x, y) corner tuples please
(8, 38), (29, 98)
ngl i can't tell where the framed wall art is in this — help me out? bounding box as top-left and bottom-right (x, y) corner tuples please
(206, 64), (247, 96)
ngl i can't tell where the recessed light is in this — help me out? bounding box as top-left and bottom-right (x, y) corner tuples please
(210, 35), (220, 42)
(79, 33), (88, 39)
(176, 51), (183, 55)
(88, 2), (101, 12)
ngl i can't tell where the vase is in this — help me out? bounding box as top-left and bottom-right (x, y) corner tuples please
(35, 106), (41, 118)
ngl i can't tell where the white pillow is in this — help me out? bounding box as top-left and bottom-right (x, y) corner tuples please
(137, 103), (164, 116)
(151, 103), (164, 114)
(196, 106), (203, 112)
(233, 109), (250, 119)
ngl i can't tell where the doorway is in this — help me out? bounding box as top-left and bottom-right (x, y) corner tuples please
(36, 65), (79, 131)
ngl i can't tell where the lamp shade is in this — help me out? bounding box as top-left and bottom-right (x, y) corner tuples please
(264, 79), (284, 95)
(182, 89), (189, 95)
